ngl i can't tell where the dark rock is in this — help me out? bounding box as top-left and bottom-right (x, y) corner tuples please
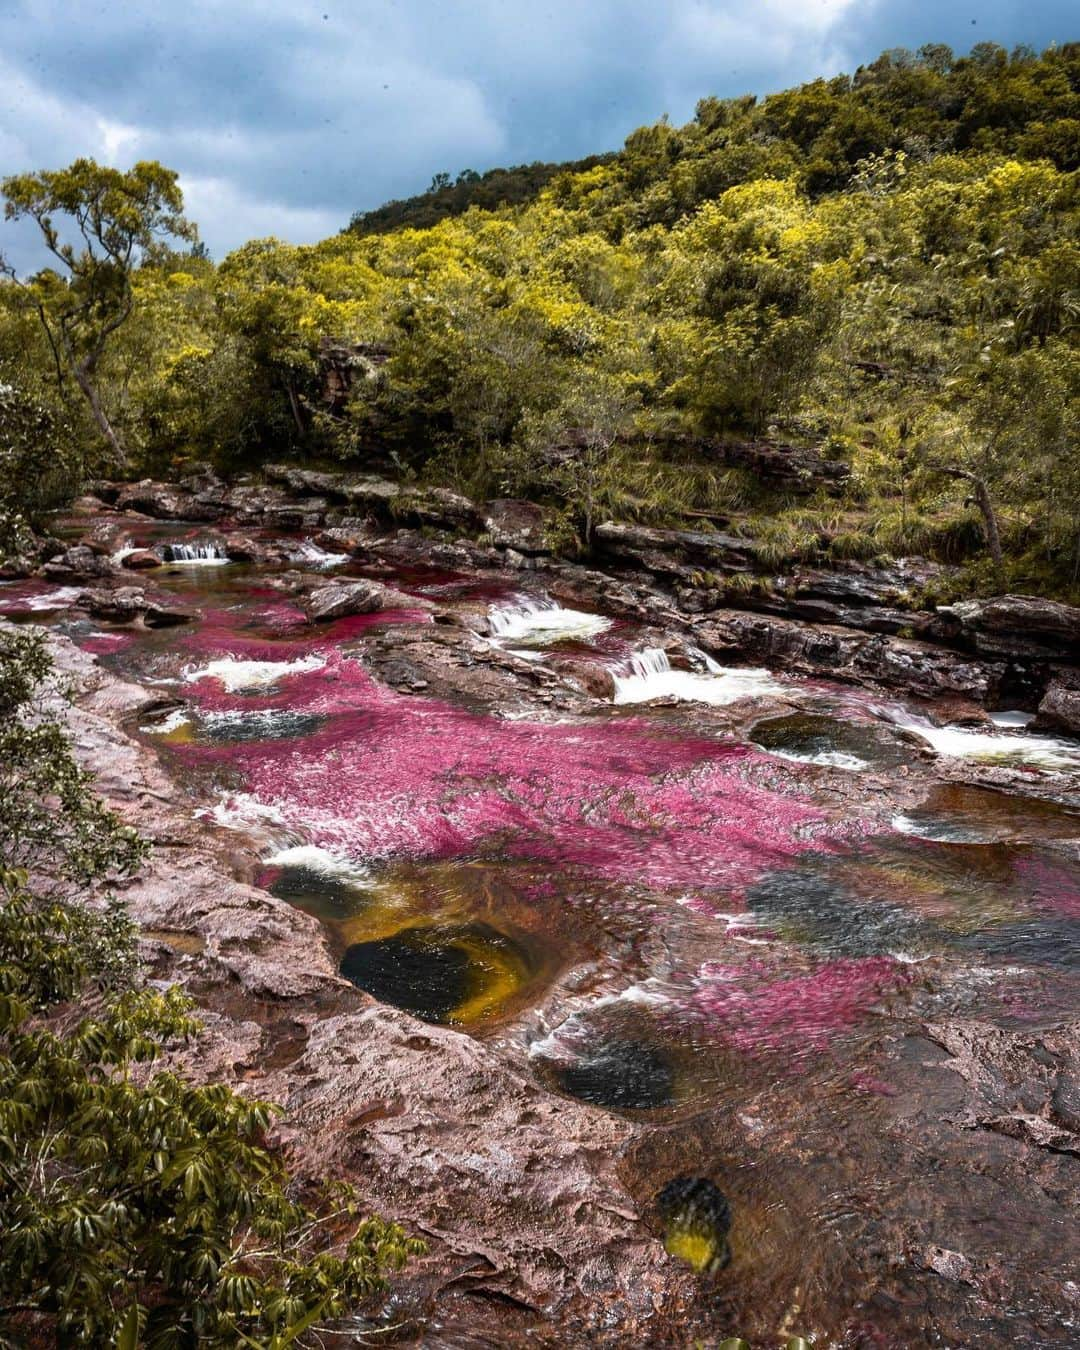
(223, 535), (271, 564)
(695, 609), (1007, 703)
(114, 479), (220, 522)
(1051, 1074), (1080, 1133)
(144, 602), (195, 628)
(78, 586), (149, 624)
(550, 658), (616, 700)
(222, 484), (289, 520)
(940, 595), (1080, 644)
(42, 545), (116, 583)
(76, 586), (191, 627)
(401, 487), (480, 530)
(1035, 677), (1080, 737)
(484, 499), (550, 553)
(595, 521), (757, 573)
(314, 526), (371, 554)
(933, 595), (1080, 663)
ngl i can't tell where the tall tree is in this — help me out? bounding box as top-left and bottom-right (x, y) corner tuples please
(0, 159), (196, 463)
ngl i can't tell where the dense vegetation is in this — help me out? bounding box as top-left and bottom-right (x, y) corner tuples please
(0, 629), (422, 1345)
(348, 156), (615, 234)
(2, 40), (1079, 592)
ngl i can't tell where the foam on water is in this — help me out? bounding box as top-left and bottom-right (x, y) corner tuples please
(263, 843), (372, 887)
(140, 708), (191, 735)
(197, 792), (291, 833)
(281, 540), (349, 569)
(991, 710), (1036, 729)
(0, 585), (83, 612)
(766, 748), (869, 772)
(612, 647), (787, 707)
(488, 595), (612, 646)
(883, 707), (1080, 771)
(184, 653), (327, 691)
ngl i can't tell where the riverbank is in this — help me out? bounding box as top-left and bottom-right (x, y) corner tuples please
(3, 482), (1079, 1346)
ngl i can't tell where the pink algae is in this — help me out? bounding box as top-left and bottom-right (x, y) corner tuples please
(179, 648), (852, 896)
(1014, 855), (1080, 919)
(685, 956), (909, 1061)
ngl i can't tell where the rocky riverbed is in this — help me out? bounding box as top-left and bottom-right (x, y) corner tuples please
(2, 474), (1080, 1346)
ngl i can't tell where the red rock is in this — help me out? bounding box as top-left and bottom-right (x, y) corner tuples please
(121, 549), (161, 570)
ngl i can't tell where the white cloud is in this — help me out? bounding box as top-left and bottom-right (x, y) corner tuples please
(178, 175), (341, 257)
(0, 0), (1070, 267)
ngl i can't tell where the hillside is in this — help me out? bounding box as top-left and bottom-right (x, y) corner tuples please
(3, 40), (1079, 595)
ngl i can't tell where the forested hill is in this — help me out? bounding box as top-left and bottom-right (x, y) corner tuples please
(347, 156), (615, 234)
(2, 40), (1079, 598)
(349, 42), (1079, 237)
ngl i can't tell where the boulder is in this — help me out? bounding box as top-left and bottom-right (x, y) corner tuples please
(78, 586), (149, 624)
(77, 586), (192, 628)
(695, 610), (1008, 704)
(550, 657), (616, 700)
(114, 479), (220, 522)
(305, 578), (434, 622)
(940, 595), (1080, 642)
(936, 596), (1080, 660)
(594, 520), (757, 573)
(484, 499), (549, 553)
(41, 545), (116, 583)
(144, 602), (195, 628)
(1035, 678), (1080, 738)
(223, 535), (272, 564)
(121, 549), (161, 570)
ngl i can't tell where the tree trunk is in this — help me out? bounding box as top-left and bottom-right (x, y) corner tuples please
(286, 381), (305, 438)
(73, 363), (126, 465)
(970, 474), (1004, 572)
(940, 465), (1003, 574)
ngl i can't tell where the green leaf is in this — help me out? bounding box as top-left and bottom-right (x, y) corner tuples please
(115, 1301), (142, 1350)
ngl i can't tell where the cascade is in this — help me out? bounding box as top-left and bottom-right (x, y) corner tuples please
(611, 646), (787, 706)
(162, 540), (230, 564)
(487, 594), (612, 645)
(880, 706), (1080, 771)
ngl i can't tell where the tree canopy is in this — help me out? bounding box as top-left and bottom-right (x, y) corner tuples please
(1, 43), (1078, 592)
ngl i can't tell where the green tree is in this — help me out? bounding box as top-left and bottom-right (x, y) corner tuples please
(0, 159), (196, 463)
(0, 631), (423, 1345)
(0, 876), (422, 1347)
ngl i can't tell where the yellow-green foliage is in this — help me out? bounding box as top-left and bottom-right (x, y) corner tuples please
(1, 42), (1078, 587)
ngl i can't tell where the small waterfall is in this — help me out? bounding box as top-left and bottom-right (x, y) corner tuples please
(488, 594), (612, 645)
(283, 540), (349, 569)
(611, 647), (787, 706)
(162, 540), (229, 564)
(879, 705), (1080, 771)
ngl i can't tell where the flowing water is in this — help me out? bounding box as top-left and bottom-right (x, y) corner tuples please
(5, 518), (1080, 1346)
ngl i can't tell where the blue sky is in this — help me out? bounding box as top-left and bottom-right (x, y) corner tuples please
(0, 1), (1074, 269)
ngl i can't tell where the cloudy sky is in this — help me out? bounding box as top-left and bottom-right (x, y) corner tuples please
(0, 1), (1073, 268)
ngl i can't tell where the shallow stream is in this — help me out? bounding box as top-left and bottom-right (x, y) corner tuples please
(5, 518), (1080, 1345)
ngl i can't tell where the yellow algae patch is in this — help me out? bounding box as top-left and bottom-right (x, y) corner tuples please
(663, 1227), (720, 1273)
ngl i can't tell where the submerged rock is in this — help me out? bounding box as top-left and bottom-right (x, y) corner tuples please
(655, 1176), (732, 1274)
(555, 1038), (675, 1111)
